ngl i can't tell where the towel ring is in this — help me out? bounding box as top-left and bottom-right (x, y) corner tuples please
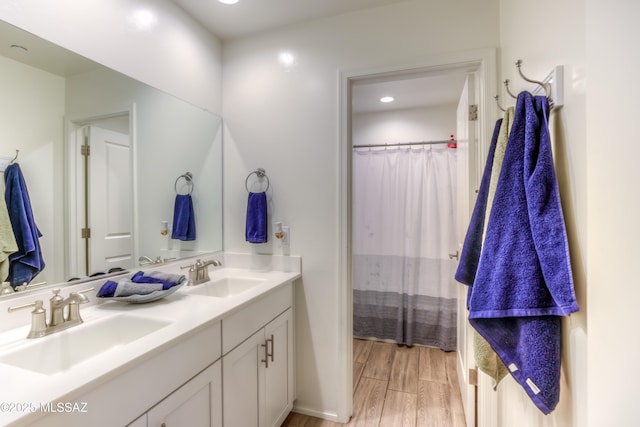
(175, 172), (194, 195)
(245, 168), (270, 193)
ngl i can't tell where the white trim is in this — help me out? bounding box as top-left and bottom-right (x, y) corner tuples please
(337, 48), (497, 424)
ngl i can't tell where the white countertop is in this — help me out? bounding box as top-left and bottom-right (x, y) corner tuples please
(0, 255), (300, 426)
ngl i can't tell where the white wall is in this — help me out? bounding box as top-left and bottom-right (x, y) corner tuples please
(0, 0), (223, 115)
(585, 1), (640, 426)
(0, 56), (65, 286)
(222, 0), (499, 420)
(352, 105), (457, 146)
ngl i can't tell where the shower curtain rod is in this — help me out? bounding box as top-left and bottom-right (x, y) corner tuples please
(352, 140), (454, 149)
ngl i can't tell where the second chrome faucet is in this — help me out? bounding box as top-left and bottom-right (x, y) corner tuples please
(181, 259), (222, 286)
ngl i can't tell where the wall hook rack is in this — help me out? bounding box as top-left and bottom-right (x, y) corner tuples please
(501, 61), (564, 109)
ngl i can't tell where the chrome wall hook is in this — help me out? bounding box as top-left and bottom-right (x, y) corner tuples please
(515, 59), (551, 99)
(494, 95), (506, 112)
(504, 79), (518, 99)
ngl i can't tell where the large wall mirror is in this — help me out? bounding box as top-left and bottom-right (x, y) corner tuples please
(0, 20), (223, 296)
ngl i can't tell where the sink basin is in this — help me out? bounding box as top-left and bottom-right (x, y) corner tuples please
(188, 277), (265, 298)
(0, 314), (170, 375)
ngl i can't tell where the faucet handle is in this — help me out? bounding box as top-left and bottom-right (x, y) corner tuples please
(180, 263), (197, 285)
(8, 300), (47, 339)
(66, 288), (93, 323)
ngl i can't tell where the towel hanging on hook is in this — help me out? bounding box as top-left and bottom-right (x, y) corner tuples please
(0, 150), (19, 173)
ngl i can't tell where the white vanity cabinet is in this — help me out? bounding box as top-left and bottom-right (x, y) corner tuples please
(4, 270), (299, 427)
(222, 283), (294, 427)
(146, 360), (222, 427)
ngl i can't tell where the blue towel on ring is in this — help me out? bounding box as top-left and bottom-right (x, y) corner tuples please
(245, 192), (267, 243)
(4, 163), (45, 287)
(468, 92), (579, 414)
(171, 194), (196, 241)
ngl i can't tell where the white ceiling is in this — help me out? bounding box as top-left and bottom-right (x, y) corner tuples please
(351, 69), (469, 114)
(173, 0), (409, 40)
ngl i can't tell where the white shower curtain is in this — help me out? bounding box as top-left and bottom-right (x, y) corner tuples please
(352, 146), (458, 350)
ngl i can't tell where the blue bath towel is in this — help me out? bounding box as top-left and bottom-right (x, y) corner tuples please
(468, 92), (579, 414)
(171, 194), (196, 241)
(245, 192), (267, 243)
(455, 118), (502, 295)
(3, 163), (45, 287)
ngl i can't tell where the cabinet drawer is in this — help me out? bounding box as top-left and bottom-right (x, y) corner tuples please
(222, 282), (292, 354)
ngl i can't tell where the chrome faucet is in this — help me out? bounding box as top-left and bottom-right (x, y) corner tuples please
(8, 288), (93, 339)
(181, 258), (222, 286)
(138, 255), (176, 266)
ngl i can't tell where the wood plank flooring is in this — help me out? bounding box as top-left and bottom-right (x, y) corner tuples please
(282, 339), (466, 427)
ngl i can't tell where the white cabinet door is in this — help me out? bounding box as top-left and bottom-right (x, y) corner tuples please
(264, 309), (293, 427)
(222, 308), (294, 427)
(223, 329), (265, 427)
(147, 361), (222, 427)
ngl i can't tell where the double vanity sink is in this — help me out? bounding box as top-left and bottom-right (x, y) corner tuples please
(0, 254), (301, 427)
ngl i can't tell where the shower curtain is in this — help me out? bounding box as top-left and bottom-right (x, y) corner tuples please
(352, 146), (458, 350)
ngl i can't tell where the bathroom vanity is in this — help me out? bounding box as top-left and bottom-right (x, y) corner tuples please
(0, 253), (300, 427)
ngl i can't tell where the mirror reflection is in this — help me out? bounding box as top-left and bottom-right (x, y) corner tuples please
(0, 21), (223, 296)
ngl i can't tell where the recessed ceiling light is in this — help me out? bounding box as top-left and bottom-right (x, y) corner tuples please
(279, 52), (295, 67)
(380, 96), (394, 103)
(218, 0), (239, 4)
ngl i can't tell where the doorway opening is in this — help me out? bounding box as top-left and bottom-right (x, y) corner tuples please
(338, 48), (496, 425)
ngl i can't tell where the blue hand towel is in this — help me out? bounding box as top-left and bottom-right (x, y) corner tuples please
(131, 270), (185, 290)
(171, 194), (196, 241)
(468, 92), (579, 414)
(245, 192), (267, 243)
(97, 280), (118, 297)
(3, 163), (45, 287)
(455, 118), (502, 293)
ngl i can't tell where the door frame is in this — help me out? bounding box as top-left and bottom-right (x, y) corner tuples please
(64, 104), (137, 279)
(336, 48), (497, 423)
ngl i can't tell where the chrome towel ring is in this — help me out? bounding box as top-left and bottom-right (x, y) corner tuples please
(175, 172), (194, 195)
(245, 168), (270, 193)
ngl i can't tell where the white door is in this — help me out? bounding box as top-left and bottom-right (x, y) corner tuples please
(86, 125), (133, 274)
(455, 73), (480, 427)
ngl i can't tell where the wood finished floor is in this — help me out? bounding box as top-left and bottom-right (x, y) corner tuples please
(282, 339), (466, 427)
